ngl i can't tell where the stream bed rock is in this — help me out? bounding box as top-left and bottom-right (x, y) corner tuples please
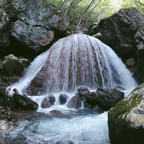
(108, 83), (144, 144)
(77, 87), (124, 111)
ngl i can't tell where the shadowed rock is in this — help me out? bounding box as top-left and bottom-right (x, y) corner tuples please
(59, 94), (68, 104)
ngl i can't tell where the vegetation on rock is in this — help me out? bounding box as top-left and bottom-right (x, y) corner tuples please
(44, 0), (144, 33)
(108, 82), (144, 144)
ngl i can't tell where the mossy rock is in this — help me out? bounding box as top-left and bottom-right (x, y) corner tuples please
(108, 82), (144, 144)
(0, 8), (9, 29)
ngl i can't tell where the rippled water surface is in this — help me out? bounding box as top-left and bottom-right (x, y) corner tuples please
(6, 112), (110, 144)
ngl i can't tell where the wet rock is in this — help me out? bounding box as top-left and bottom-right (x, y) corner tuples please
(67, 96), (81, 109)
(108, 83), (144, 144)
(59, 94), (68, 104)
(49, 110), (65, 117)
(13, 94), (38, 111)
(41, 97), (51, 108)
(77, 86), (89, 100)
(41, 95), (55, 108)
(49, 95), (55, 105)
(95, 88), (124, 110)
(78, 88), (124, 111)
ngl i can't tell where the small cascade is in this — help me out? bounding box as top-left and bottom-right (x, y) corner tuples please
(8, 34), (136, 97)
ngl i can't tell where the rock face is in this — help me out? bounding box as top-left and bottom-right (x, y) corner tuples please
(12, 20), (54, 51)
(108, 83), (144, 144)
(77, 87), (124, 111)
(95, 8), (144, 59)
(11, 0), (69, 55)
(93, 8), (144, 83)
(0, 1), (10, 57)
(0, 0), (69, 58)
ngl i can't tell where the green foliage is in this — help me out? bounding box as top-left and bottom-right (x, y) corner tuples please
(45, 0), (143, 32)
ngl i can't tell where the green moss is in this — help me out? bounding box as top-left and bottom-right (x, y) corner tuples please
(109, 91), (143, 120)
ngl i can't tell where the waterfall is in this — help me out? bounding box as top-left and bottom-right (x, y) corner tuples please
(8, 34), (137, 97)
(7, 34), (137, 144)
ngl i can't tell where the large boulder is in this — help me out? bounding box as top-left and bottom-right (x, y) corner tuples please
(11, 0), (69, 56)
(95, 8), (144, 59)
(92, 8), (144, 83)
(108, 83), (144, 144)
(12, 20), (54, 52)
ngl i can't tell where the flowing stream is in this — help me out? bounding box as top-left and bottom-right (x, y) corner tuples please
(7, 34), (137, 144)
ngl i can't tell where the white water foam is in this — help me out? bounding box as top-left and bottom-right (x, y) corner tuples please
(7, 34), (137, 104)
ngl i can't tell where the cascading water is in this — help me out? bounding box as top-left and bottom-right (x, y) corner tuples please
(9, 34), (136, 94)
(7, 34), (137, 144)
